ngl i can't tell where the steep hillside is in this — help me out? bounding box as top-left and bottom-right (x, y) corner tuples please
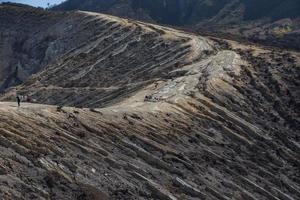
(0, 3), (123, 92)
(0, 4), (300, 200)
(1, 43), (300, 199)
(2, 9), (213, 107)
(53, 0), (300, 50)
(0, 3), (63, 91)
(54, 0), (300, 25)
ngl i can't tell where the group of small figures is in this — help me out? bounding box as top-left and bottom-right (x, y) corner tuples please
(144, 95), (161, 102)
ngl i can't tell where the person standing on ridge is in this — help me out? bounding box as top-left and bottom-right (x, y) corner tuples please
(16, 95), (21, 107)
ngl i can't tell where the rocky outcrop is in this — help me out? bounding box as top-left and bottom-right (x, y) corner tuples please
(0, 4), (63, 91)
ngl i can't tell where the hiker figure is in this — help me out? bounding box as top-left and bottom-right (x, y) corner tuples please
(27, 96), (32, 103)
(16, 95), (21, 107)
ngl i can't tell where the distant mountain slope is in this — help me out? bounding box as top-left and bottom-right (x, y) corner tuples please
(53, 0), (300, 25)
(53, 0), (300, 49)
(242, 0), (300, 20)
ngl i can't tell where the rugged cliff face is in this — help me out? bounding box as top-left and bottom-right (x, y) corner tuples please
(0, 3), (120, 92)
(0, 4), (300, 200)
(0, 4), (63, 91)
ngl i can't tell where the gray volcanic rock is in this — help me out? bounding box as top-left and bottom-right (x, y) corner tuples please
(53, 0), (300, 50)
(2, 9), (214, 107)
(53, 0), (300, 25)
(0, 3), (127, 92)
(0, 4), (300, 200)
(0, 4), (64, 91)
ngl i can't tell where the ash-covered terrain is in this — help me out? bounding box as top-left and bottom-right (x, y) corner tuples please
(0, 3), (300, 200)
(53, 0), (300, 50)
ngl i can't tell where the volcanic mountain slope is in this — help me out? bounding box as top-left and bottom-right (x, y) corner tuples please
(0, 3), (130, 92)
(54, 0), (300, 25)
(0, 4), (62, 91)
(2, 8), (213, 108)
(53, 0), (300, 50)
(1, 4), (300, 200)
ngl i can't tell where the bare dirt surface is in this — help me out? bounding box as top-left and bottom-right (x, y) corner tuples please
(0, 4), (300, 200)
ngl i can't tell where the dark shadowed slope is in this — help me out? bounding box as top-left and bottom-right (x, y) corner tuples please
(0, 4), (64, 91)
(53, 0), (300, 25)
(0, 3), (132, 92)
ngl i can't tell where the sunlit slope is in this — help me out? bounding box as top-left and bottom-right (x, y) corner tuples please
(0, 5), (299, 200)
(3, 11), (213, 107)
(1, 43), (299, 199)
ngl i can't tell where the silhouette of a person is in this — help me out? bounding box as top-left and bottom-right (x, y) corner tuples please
(16, 96), (21, 107)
